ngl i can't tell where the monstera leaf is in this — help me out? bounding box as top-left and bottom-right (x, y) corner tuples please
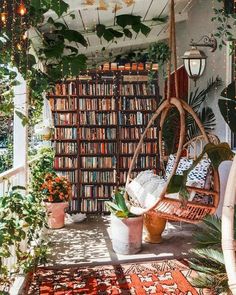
(218, 81), (236, 132)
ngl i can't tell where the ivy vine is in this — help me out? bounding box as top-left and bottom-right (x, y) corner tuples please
(211, 0), (236, 50)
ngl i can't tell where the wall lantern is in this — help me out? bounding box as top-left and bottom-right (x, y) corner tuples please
(182, 35), (217, 85)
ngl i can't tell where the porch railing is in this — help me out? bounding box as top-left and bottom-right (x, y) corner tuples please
(0, 157), (38, 276)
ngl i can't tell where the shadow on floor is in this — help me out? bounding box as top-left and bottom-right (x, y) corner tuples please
(44, 215), (197, 268)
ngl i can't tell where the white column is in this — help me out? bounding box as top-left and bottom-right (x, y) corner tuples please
(13, 68), (28, 187)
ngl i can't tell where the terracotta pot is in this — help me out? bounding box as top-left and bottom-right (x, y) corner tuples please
(111, 214), (143, 254)
(144, 211), (167, 243)
(44, 202), (68, 229)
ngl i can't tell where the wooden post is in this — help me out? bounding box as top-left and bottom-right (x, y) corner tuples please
(13, 69), (28, 189)
(222, 155), (236, 295)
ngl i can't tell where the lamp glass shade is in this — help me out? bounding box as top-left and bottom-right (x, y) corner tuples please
(182, 47), (207, 81)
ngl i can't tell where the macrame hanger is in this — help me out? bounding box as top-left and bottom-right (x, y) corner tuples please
(167, 0), (179, 101)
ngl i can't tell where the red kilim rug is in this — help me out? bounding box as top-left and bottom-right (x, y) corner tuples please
(26, 260), (200, 295)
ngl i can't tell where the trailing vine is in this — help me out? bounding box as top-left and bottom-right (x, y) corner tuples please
(211, 0), (236, 50)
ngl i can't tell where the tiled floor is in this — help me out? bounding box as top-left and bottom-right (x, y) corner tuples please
(45, 215), (197, 268)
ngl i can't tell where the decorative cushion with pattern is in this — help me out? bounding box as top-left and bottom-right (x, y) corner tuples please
(165, 154), (211, 188)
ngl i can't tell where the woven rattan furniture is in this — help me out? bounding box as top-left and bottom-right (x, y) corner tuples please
(125, 0), (221, 224)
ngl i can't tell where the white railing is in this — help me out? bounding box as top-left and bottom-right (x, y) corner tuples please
(0, 157), (38, 277)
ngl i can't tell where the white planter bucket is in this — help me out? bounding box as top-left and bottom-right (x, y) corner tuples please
(111, 214), (143, 254)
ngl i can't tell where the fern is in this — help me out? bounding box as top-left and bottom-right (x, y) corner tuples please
(188, 210), (236, 294)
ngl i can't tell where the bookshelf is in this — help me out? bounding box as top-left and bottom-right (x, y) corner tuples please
(49, 64), (160, 214)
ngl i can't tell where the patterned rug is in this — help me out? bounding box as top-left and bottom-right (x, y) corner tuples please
(26, 260), (200, 295)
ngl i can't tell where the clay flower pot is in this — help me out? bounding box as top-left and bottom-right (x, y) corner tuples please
(111, 214), (143, 254)
(45, 202), (68, 229)
(144, 211), (166, 243)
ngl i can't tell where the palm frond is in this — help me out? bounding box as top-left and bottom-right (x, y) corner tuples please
(199, 107), (216, 131)
(191, 272), (229, 294)
(187, 76), (222, 112)
(190, 248), (225, 265)
(193, 215), (222, 248)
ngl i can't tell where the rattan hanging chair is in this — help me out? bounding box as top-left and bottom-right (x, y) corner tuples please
(124, 0), (220, 224)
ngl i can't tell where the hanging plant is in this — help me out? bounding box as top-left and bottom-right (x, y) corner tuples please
(211, 0), (236, 50)
(96, 14), (151, 43)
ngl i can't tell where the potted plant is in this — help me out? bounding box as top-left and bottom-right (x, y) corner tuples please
(41, 173), (71, 229)
(106, 188), (143, 255)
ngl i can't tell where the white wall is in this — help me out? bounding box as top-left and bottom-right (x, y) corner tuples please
(175, 0), (229, 141)
(173, 0), (233, 214)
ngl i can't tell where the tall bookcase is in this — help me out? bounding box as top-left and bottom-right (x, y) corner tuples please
(49, 65), (160, 214)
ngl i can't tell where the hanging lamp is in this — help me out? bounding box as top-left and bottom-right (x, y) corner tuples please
(182, 47), (207, 85)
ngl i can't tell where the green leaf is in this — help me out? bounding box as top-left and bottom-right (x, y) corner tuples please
(43, 42), (64, 58)
(103, 29), (115, 42)
(50, 0), (69, 16)
(60, 30), (88, 47)
(218, 99), (236, 132)
(123, 28), (132, 38)
(96, 24), (106, 38)
(116, 14), (141, 28)
(152, 15), (168, 23)
(220, 81), (235, 100)
(114, 190), (129, 214)
(139, 23), (151, 36)
(65, 45), (78, 56)
(107, 28), (123, 38)
(15, 111), (29, 126)
(203, 142), (234, 169)
(132, 22), (141, 33)
(166, 175), (184, 194)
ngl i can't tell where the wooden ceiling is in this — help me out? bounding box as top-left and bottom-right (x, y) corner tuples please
(32, 0), (194, 65)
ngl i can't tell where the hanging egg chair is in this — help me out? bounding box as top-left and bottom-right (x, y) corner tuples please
(125, 0), (220, 224)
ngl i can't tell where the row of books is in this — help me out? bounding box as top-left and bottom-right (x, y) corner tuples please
(121, 142), (158, 154)
(54, 113), (77, 125)
(79, 128), (116, 140)
(55, 128), (77, 140)
(81, 156), (117, 169)
(78, 83), (114, 96)
(120, 83), (156, 96)
(80, 142), (117, 154)
(54, 157), (77, 169)
(78, 98), (116, 111)
(119, 156), (157, 169)
(52, 82), (77, 95)
(101, 62), (158, 71)
(57, 171), (78, 183)
(121, 97), (157, 110)
(81, 185), (115, 199)
(81, 171), (116, 183)
(50, 97), (77, 110)
(79, 112), (117, 125)
(118, 112), (153, 125)
(55, 142), (77, 154)
(79, 199), (109, 213)
(119, 171), (139, 184)
(120, 127), (158, 139)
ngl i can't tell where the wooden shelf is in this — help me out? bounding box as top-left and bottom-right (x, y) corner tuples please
(80, 168), (115, 171)
(48, 94), (77, 97)
(55, 153), (77, 157)
(50, 68), (159, 213)
(80, 182), (116, 185)
(79, 139), (117, 142)
(52, 139), (77, 142)
(54, 125), (76, 128)
(54, 167), (77, 171)
(79, 125), (117, 128)
(80, 153), (116, 157)
(52, 110), (77, 113)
